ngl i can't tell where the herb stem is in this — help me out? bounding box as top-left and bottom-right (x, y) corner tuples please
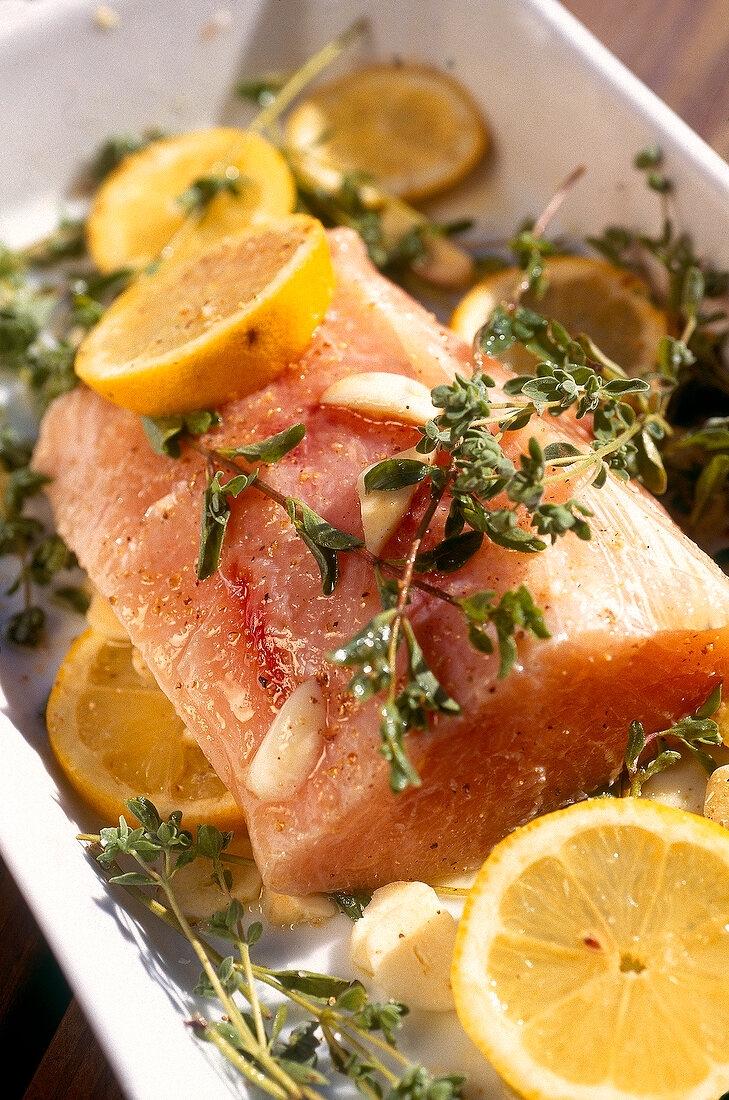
(239, 936), (268, 1049)
(507, 164), (587, 310)
(198, 1023), (291, 1100)
(542, 418), (642, 484)
(152, 863), (304, 1099)
(83, 839), (222, 954)
(250, 18), (369, 136)
(532, 165), (587, 241)
(326, 1021), (400, 1084)
(251, 967), (409, 1073)
(386, 475), (451, 706)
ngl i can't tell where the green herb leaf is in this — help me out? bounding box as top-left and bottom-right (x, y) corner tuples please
(142, 410), (220, 458)
(6, 605), (45, 646)
(268, 969), (354, 1000)
(90, 129), (165, 182)
(286, 497), (362, 595)
(219, 423), (306, 464)
(364, 458), (432, 493)
(459, 586), (551, 678)
(328, 890), (371, 920)
(176, 174), (244, 214)
(197, 469), (256, 580)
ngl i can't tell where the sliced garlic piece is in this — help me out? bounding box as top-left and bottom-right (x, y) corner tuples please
(171, 836), (262, 922)
(262, 888), (337, 927)
(245, 678), (325, 801)
(412, 232), (475, 289)
(320, 372), (436, 425)
(357, 445), (433, 555)
(350, 881), (456, 1012)
(704, 764), (729, 828)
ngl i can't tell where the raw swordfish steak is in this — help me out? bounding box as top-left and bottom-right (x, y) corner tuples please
(34, 229), (729, 894)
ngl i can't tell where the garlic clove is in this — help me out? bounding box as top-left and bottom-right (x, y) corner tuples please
(704, 764), (729, 828)
(245, 678), (325, 801)
(357, 445), (433, 555)
(350, 881), (456, 1012)
(320, 372), (436, 425)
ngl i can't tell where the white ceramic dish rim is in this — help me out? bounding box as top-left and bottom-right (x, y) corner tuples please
(2, 2), (729, 1099)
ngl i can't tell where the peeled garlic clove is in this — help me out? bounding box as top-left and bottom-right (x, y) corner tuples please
(245, 678), (325, 801)
(704, 764), (729, 828)
(357, 445), (433, 555)
(412, 232), (475, 289)
(320, 372), (436, 425)
(350, 881), (456, 1012)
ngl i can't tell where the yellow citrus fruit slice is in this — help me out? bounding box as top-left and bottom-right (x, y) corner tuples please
(452, 797), (729, 1100)
(451, 255), (668, 376)
(75, 214), (335, 415)
(87, 127), (296, 273)
(285, 63), (488, 203)
(47, 626), (245, 831)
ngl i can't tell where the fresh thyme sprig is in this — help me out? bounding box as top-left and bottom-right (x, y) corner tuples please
(0, 210), (133, 643)
(86, 797), (466, 1100)
(176, 173), (245, 215)
(146, 299), (659, 794)
(614, 684), (723, 797)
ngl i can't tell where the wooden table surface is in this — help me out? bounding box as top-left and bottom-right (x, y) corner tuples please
(2, 2), (729, 1097)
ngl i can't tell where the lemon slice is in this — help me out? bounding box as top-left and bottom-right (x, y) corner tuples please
(286, 63), (488, 203)
(75, 214), (335, 415)
(451, 255), (668, 375)
(452, 798), (729, 1100)
(47, 627), (245, 831)
(87, 127), (296, 273)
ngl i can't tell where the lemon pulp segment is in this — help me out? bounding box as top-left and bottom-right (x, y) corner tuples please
(286, 63), (488, 202)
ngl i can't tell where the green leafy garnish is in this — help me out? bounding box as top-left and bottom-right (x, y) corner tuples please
(219, 423), (306, 464)
(176, 174), (245, 214)
(285, 498), (363, 596)
(197, 469), (257, 581)
(623, 684), (722, 796)
(86, 797), (466, 1100)
(142, 410), (221, 458)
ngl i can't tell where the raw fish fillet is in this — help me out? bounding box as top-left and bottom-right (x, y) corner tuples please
(34, 229), (729, 893)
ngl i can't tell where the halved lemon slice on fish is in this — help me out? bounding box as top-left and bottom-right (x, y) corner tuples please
(75, 214), (335, 415)
(87, 127), (296, 272)
(47, 624), (245, 832)
(451, 254), (668, 375)
(452, 797), (729, 1100)
(286, 63), (488, 202)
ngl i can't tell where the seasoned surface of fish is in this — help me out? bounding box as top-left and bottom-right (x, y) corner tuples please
(34, 230), (729, 892)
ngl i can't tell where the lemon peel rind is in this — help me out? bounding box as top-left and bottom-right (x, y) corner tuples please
(452, 798), (729, 1100)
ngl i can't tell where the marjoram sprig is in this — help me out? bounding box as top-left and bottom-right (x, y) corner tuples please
(87, 797), (466, 1100)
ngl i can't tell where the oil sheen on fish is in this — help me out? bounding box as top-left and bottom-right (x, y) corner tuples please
(33, 229), (729, 893)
